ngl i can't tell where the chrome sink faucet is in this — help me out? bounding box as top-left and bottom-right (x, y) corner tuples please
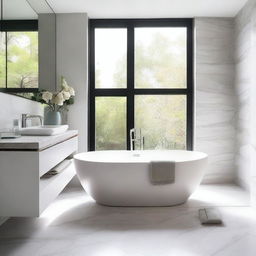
(21, 114), (43, 128)
(130, 128), (144, 151)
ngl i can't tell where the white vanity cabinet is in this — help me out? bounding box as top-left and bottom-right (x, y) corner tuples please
(0, 130), (78, 217)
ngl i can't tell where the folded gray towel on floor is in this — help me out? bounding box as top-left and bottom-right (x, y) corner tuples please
(150, 161), (175, 185)
(199, 208), (223, 225)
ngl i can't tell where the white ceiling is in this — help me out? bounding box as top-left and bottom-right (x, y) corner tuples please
(47, 0), (248, 18)
(27, 0), (54, 14)
(0, 0), (53, 19)
(1, 0), (37, 19)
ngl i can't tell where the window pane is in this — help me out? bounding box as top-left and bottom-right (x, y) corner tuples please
(0, 33), (6, 88)
(135, 27), (187, 88)
(135, 95), (186, 149)
(96, 97), (126, 150)
(95, 28), (127, 88)
(7, 32), (38, 88)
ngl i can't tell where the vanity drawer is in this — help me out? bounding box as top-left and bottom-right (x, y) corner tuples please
(39, 136), (78, 176)
(39, 160), (76, 214)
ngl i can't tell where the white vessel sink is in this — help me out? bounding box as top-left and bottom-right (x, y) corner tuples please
(19, 125), (69, 136)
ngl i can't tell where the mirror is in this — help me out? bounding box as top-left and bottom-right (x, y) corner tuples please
(0, 0), (56, 97)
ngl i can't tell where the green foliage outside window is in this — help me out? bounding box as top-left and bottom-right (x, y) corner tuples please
(95, 28), (187, 150)
(0, 31), (38, 88)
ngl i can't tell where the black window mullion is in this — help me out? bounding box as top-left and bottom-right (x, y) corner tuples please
(186, 21), (194, 150)
(127, 25), (134, 150)
(94, 89), (127, 96)
(89, 23), (95, 151)
(0, 20), (38, 31)
(5, 31), (7, 88)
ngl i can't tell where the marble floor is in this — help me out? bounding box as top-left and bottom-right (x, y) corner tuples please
(0, 184), (255, 256)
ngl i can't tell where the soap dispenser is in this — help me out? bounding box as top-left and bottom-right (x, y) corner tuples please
(13, 119), (20, 136)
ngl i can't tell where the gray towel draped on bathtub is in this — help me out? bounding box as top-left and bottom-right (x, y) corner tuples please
(150, 161), (175, 185)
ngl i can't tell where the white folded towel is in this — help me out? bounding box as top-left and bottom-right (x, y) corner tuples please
(150, 161), (175, 185)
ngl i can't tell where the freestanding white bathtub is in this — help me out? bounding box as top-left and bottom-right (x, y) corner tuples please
(74, 150), (208, 207)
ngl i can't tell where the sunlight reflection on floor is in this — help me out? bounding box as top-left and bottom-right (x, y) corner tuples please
(40, 190), (92, 225)
(40, 184), (250, 226)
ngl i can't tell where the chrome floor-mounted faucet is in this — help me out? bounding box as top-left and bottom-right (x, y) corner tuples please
(21, 114), (43, 128)
(130, 128), (144, 151)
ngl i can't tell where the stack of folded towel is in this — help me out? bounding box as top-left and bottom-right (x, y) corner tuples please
(43, 159), (72, 178)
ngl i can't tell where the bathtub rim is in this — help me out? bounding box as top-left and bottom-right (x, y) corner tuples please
(74, 150), (208, 164)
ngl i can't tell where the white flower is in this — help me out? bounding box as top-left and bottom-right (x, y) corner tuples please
(62, 78), (70, 90)
(42, 91), (53, 103)
(52, 92), (64, 106)
(68, 87), (75, 96)
(62, 90), (71, 100)
(61, 77), (75, 97)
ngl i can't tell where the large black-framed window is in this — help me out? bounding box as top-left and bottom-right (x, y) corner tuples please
(0, 20), (38, 93)
(89, 19), (194, 151)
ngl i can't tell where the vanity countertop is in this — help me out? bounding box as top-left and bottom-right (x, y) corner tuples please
(0, 130), (78, 151)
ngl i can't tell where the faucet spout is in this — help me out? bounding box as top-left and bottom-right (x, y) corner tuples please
(130, 128), (144, 151)
(21, 114), (44, 128)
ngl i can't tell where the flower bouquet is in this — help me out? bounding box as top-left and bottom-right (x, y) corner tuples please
(32, 76), (75, 125)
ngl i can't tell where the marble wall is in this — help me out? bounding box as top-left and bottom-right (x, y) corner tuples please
(234, 0), (256, 197)
(0, 93), (43, 130)
(195, 18), (236, 184)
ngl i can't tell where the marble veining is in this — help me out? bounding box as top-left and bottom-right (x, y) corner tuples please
(195, 18), (236, 184)
(234, 0), (256, 192)
(0, 185), (252, 256)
